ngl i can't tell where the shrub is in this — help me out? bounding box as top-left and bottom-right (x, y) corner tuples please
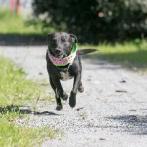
(32, 0), (147, 43)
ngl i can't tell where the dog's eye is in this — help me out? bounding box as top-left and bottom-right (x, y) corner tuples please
(50, 40), (56, 47)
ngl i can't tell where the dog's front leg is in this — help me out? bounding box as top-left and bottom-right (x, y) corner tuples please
(69, 74), (81, 108)
(49, 77), (62, 110)
(50, 76), (68, 110)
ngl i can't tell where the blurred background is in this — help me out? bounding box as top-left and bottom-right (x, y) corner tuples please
(0, 0), (147, 43)
(0, 0), (147, 69)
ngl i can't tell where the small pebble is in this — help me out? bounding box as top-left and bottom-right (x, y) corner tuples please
(99, 138), (106, 141)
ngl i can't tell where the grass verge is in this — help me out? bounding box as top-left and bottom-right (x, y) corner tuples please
(0, 9), (41, 34)
(81, 39), (147, 71)
(0, 9), (55, 34)
(0, 57), (55, 147)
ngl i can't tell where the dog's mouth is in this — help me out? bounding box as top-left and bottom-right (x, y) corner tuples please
(54, 53), (67, 59)
(49, 49), (69, 58)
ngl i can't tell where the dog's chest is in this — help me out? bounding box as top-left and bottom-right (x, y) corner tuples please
(59, 70), (73, 81)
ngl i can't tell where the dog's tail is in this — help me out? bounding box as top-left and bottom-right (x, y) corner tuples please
(78, 49), (98, 55)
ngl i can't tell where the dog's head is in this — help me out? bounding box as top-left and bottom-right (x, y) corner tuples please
(48, 32), (77, 58)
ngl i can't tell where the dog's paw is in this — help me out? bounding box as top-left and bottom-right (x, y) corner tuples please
(61, 92), (68, 101)
(78, 85), (84, 93)
(69, 91), (76, 108)
(56, 105), (63, 111)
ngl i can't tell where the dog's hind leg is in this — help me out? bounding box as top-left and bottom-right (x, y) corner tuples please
(61, 91), (68, 101)
(77, 57), (84, 93)
(78, 81), (84, 93)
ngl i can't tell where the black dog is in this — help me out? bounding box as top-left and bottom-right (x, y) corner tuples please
(46, 32), (84, 110)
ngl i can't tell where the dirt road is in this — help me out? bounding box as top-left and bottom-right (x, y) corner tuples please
(1, 46), (147, 147)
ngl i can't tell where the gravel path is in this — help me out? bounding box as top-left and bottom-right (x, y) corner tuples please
(1, 46), (147, 147)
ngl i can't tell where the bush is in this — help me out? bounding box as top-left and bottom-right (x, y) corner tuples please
(32, 0), (147, 43)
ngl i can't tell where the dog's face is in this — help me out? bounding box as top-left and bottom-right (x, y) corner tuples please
(48, 32), (77, 58)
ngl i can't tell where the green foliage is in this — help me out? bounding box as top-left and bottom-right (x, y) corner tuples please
(0, 9), (43, 34)
(32, 0), (147, 43)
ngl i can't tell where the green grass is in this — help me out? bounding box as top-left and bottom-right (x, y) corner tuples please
(0, 57), (55, 147)
(0, 9), (54, 34)
(0, 119), (55, 147)
(81, 39), (147, 71)
(0, 57), (41, 106)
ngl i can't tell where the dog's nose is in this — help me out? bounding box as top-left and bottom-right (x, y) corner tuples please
(55, 49), (62, 54)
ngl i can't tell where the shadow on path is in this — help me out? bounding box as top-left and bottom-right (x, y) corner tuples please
(0, 104), (59, 116)
(0, 34), (47, 46)
(107, 115), (147, 135)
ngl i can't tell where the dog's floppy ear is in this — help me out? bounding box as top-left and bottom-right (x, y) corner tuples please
(70, 34), (78, 43)
(48, 33), (53, 42)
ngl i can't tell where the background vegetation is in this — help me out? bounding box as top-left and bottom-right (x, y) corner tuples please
(0, 9), (42, 34)
(32, 0), (147, 43)
(0, 7), (147, 70)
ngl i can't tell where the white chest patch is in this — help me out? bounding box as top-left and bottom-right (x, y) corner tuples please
(60, 71), (73, 81)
